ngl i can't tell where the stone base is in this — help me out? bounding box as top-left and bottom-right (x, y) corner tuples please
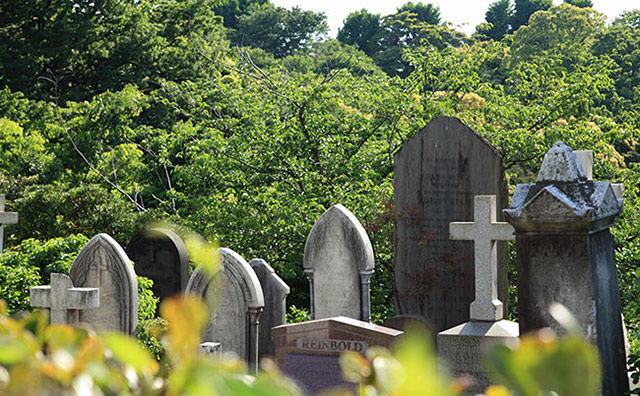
(437, 320), (519, 394)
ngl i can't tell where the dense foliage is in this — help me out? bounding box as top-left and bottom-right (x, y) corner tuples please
(2, 0), (640, 386)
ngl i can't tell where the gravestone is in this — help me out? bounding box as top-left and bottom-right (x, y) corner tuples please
(30, 273), (100, 325)
(126, 228), (189, 303)
(303, 204), (374, 321)
(437, 195), (518, 393)
(394, 117), (508, 333)
(249, 258), (290, 358)
(272, 316), (402, 395)
(186, 247), (264, 370)
(504, 142), (628, 396)
(69, 233), (138, 335)
(0, 194), (18, 254)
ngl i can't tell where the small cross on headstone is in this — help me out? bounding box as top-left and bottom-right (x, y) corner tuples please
(0, 194), (18, 254)
(30, 273), (100, 325)
(449, 195), (515, 321)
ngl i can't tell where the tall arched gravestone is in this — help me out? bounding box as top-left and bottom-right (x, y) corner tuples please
(304, 204), (375, 322)
(70, 233), (138, 335)
(126, 228), (189, 304)
(249, 259), (290, 358)
(186, 248), (264, 369)
(394, 117), (508, 333)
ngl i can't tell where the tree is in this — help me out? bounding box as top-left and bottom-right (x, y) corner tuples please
(512, 0), (552, 32)
(476, 0), (514, 41)
(234, 4), (328, 58)
(396, 2), (441, 25)
(337, 9), (382, 57)
(564, 0), (593, 8)
(509, 4), (606, 66)
(213, 0), (268, 30)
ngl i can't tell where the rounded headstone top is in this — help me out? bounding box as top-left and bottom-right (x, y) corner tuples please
(303, 204), (374, 271)
(536, 142), (587, 183)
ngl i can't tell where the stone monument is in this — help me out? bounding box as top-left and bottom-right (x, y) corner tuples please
(126, 228), (189, 303)
(30, 273), (100, 325)
(69, 233), (138, 335)
(504, 142), (628, 396)
(0, 194), (18, 254)
(250, 258), (290, 358)
(186, 247), (264, 370)
(303, 204), (374, 321)
(437, 195), (519, 393)
(394, 117), (508, 333)
(272, 316), (402, 394)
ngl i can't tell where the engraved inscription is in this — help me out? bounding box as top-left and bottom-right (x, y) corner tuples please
(296, 338), (367, 353)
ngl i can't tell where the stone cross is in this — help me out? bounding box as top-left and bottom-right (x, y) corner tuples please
(0, 194), (18, 254)
(30, 273), (100, 325)
(449, 195), (515, 321)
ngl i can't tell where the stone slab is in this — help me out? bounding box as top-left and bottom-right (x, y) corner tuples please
(250, 258), (290, 358)
(394, 117), (508, 333)
(272, 316), (402, 394)
(438, 320), (519, 393)
(126, 228), (189, 303)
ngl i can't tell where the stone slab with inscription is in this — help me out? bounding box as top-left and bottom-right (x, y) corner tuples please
(438, 320), (518, 392)
(394, 117), (508, 333)
(504, 142), (628, 396)
(272, 316), (402, 394)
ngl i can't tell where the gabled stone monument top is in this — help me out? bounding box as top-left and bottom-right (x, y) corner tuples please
(504, 142), (622, 232)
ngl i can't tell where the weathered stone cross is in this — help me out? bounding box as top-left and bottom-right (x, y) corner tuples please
(30, 273), (100, 325)
(0, 194), (18, 254)
(449, 195), (515, 322)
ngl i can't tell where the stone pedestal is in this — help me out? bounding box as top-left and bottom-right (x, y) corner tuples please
(504, 142), (628, 396)
(438, 320), (518, 391)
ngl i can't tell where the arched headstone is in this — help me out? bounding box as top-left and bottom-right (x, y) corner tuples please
(126, 228), (189, 303)
(70, 233), (138, 335)
(186, 248), (264, 369)
(303, 204), (374, 321)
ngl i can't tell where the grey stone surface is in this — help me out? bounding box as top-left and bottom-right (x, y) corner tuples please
(199, 342), (222, 358)
(30, 273), (99, 325)
(126, 228), (189, 303)
(250, 258), (290, 358)
(394, 117), (508, 333)
(303, 204), (374, 321)
(186, 247), (264, 370)
(70, 234), (138, 335)
(0, 194), (18, 254)
(504, 141), (628, 396)
(574, 150), (593, 180)
(438, 320), (519, 393)
(449, 195), (515, 321)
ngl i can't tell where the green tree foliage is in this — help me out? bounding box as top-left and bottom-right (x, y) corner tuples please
(234, 4), (328, 58)
(337, 9), (382, 57)
(475, 0), (514, 41)
(0, 0), (225, 103)
(396, 2), (441, 25)
(512, 0), (553, 32)
(564, 0), (593, 8)
(213, 0), (268, 29)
